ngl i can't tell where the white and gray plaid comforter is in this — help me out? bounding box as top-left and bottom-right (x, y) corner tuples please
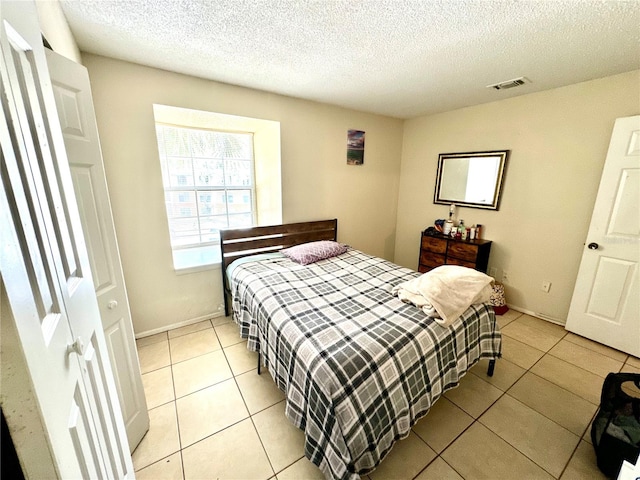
(230, 249), (501, 480)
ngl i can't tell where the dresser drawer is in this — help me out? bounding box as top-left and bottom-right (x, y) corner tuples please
(447, 242), (479, 262)
(445, 257), (476, 269)
(418, 233), (492, 274)
(420, 251), (445, 268)
(421, 236), (447, 254)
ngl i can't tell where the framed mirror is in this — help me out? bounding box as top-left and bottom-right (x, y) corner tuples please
(434, 150), (509, 210)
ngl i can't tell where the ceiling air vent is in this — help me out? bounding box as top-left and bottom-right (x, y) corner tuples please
(487, 77), (529, 90)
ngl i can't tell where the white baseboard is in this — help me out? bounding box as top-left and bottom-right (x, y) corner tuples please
(506, 304), (566, 326)
(135, 310), (226, 339)
(135, 304), (566, 338)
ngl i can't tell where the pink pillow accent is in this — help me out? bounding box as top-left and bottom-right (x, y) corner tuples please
(281, 241), (347, 265)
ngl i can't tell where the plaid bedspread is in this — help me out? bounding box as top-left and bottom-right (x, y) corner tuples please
(230, 249), (501, 479)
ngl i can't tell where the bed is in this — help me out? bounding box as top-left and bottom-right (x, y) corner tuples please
(220, 219), (501, 479)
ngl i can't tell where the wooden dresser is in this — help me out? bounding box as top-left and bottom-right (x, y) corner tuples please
(418, 232), (492, 273)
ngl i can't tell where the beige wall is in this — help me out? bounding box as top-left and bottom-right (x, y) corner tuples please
(395, 70), (640, 323)
(82, 54), (404, 335)
(36, 0), (82, 64)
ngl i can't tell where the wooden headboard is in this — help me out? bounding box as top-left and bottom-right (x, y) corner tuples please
(220, 219), (338, 315)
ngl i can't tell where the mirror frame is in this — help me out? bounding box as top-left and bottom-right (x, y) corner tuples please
(434, 150), (509, 210)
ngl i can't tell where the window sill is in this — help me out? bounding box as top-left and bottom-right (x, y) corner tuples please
(172, 244), (221, 274)
(174, 261), (221, 276)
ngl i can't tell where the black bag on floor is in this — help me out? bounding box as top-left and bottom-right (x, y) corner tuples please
(591, 372), (640, 478)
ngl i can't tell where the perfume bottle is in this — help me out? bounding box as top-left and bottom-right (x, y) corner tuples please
(456, 219), (464, 239)
(459, 219), (467, 240)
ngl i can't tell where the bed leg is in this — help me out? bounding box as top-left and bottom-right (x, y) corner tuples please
(487, 359), (496, 377)
(257, 352), (261, 375)
(223, 290), (230, 317)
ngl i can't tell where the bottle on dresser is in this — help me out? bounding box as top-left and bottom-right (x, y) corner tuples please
(444, 204), (455, 236)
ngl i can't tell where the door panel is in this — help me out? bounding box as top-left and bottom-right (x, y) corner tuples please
(105, 317), (140, 422)
(6, 30), (79, 283)
(586, 257), (635, 320)
(607, 168), (639, 236)
(566, 116), (640, 356)
(47, 49), (149, 449)
(69, 388), (105, 480)
(1, 81), (61, 340)
(84, 335), (129, 478)
(71, 165), (116, 292)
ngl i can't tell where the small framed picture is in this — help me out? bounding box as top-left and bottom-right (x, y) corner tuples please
(347, 129), (365, 165)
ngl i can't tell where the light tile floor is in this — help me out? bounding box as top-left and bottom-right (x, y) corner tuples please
(133, 311), (640, 479)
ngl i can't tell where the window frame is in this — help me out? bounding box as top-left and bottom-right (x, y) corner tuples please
(155, 122), (258, 265)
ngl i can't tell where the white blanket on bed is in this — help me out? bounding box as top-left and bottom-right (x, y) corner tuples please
(392, 265), (493, 327)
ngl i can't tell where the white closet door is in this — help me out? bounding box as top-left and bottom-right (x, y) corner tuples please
(46, 48), (149, 451)
(0, 2), (134, 477)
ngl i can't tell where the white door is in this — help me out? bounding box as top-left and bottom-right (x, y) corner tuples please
(566, 115), (640, 356)
(46, 48), (149, 451)
(0, 2), (134, 478)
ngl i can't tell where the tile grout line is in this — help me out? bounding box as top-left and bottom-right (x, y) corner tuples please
(423, 327), (582, 479)
(557, 409), (600, 480)
(217, 323), (278, 478)
(468, 341), (563, 478)
(480, 327), (611, 479)
(175, 323), (251, 477)
(133, 335), (183, 475)
(223, 324), (309, 478)
(409, 357), (514, 479)
(563, 333), (631, 364)
(166, 330), (186, 480)
(501, 327), (614, 403)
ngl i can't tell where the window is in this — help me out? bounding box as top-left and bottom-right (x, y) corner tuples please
(155, 124), (256, 270)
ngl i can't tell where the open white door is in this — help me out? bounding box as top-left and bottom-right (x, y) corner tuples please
(45, 48), (149, 451)
(0, 1), (134, 477)
(565, 115), (640, 356)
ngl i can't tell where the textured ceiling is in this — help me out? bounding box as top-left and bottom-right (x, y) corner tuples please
(60, 0), (640, 119)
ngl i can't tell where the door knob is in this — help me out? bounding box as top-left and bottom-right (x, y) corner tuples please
(588, 242), (599, 250)
(67, 337), (85, 356)
(107, 300), (118, 310)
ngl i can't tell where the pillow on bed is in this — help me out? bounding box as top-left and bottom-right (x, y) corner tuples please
(281, 240), (347, 265)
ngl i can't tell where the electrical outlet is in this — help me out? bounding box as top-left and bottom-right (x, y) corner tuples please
(502, 271), (509, 283)
(541, 281), (551, 293)
(489, 267), (497, 278)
